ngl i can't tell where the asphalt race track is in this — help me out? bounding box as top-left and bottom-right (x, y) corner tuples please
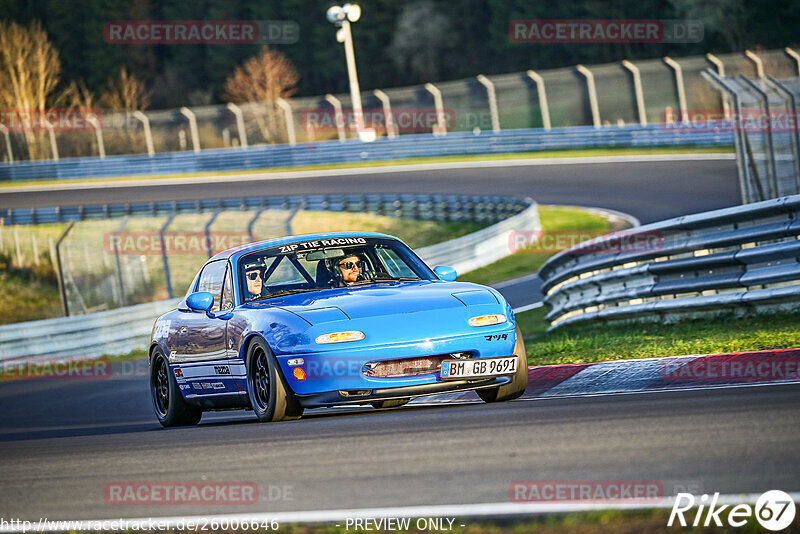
(1, 157), (740, 311)
(1, 363), (799, 520)
(6, 156), (793, 522)
(2, 158), (738, 224)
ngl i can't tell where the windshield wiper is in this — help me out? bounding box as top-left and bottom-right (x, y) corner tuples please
(248, 288), (318, 302)
(350, 277), (421, 286)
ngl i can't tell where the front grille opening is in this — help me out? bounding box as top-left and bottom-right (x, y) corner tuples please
(364, 352), (475, 378)
(339, 389), (372, 397)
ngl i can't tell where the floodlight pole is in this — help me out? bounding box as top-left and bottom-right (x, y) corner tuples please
(328, 4), (374, 142)
(340, 20), (364, 135)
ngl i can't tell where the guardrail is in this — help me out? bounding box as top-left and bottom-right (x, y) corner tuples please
(0, 195), (539, 360)
(0, 299), (181, 361)
(1, 193), (530, 226)
(0, 125), (733, 182)
(418, 199), (538, 275)
(540, 194), (800, 329)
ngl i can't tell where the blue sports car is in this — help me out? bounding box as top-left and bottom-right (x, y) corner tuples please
(149, 232), (527, 426)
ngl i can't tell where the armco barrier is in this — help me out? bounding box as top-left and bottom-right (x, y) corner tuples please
(0, 299), (180, 361)
(540, 194), (800, 329)
(0, 125), (733, 182)
(1, 193), (530, 226)
(418, 199), (538, 275)
(0, 196), (539, 360)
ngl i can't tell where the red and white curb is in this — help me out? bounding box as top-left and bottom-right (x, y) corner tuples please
(417, 348), (800, 404)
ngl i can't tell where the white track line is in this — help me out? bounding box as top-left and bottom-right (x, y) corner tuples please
(493, 271), (542, 289)
(513, 301), (544, 314)
(5, 493), (796, 532)
(1, 153), (735, 193)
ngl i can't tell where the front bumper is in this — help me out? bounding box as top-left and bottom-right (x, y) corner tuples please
(277, 325), (518, 396)
(296, 375), (512, 408)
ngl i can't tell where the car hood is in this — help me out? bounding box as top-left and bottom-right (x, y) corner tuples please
(252, 281), (502, 324)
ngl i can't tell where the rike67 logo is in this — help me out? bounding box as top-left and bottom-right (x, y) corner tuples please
(669, 491), (796, 531)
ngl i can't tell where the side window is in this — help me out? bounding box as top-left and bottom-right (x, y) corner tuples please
(376, 247), (417, 278)
(220, 265), (233, 310)
(197, 260), (227, 312)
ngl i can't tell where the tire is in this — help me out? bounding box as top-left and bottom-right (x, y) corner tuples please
(371, 398), (410, 409)
(150, 348), (202, 427)
(246, 337), (304, 422)
(477, 324), (528, 403)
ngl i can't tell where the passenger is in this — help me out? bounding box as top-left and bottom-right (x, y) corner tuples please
(244, 263), (263, 299)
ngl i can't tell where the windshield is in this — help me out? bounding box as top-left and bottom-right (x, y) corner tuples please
(238, 237), (435, 303)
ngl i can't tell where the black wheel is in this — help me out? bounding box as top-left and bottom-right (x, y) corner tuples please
(371, 398), (410, 409)
(246, 337), (304, 422)
(478, 325), (528, 403)
(150, 348), (202, 427)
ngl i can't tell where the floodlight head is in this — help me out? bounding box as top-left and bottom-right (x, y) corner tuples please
(327, 5), (345, 25)
(344, 3), (361, 22)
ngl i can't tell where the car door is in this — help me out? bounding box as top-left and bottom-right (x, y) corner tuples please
(172, 259), (229, 364)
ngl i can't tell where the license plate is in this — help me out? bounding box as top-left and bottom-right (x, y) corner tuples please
(440, 357), (517, 380)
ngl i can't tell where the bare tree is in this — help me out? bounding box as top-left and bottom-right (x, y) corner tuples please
(59, 79), (104, 157)
(100, 67), (150, 111)
(223, 46), (298, 144)
(0, 20), (62, 160)
(99, 68), (150, 155)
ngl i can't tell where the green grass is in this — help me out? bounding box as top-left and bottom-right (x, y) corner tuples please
(459, 205), (618, 286)
(290, 211), (483, 249)
(514, 305), (550, 339)
(519, 310), (800, 367)
(1, 145), (731, 189)
(108, 348), (148, 362)
(0, 269), (62, 324)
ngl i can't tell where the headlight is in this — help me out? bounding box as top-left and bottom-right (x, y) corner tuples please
(315, 331), (365, 344)
(468, 314), (507, 327)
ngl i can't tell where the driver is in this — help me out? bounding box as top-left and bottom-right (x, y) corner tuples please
(337, 255), (362, 286)
(243, 261), (264, 299)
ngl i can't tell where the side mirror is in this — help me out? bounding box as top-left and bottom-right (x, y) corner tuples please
(186, 291), (214, 313)
(433, 265), (457, 282)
